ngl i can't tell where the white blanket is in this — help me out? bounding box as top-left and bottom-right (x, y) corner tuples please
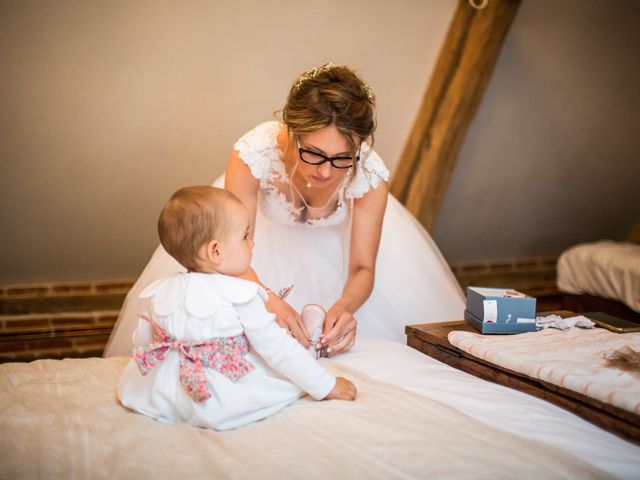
(0, 356), (610, 479)
(557, 240), (640, 312)
(338, 338), (640, 479)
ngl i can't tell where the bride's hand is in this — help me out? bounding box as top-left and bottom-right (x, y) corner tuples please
(264, 293), (311, 348)
(321, 302), (357, 354)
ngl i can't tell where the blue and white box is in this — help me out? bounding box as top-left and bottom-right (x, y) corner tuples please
(465, 287), (537, 334)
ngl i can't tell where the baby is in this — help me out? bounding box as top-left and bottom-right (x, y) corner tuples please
(117, 186), (356, 430)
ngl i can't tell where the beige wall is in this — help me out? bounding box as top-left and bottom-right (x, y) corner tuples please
(3, 0), (638, 284)
(0, 0), (456, 284)
(432, 0), (640, 263)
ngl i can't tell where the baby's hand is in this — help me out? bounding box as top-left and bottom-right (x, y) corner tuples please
(324, 377), (357, 401)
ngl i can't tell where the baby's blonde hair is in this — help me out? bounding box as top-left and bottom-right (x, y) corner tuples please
(158, 186), (241, 271)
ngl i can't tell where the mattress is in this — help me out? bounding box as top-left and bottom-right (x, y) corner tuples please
(337, 338), (640, 478)
(557, 241), (640, 313)
(2, 337), (639, 478)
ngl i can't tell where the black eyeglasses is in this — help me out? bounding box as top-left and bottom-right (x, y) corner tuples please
(296, 140), (359, 169)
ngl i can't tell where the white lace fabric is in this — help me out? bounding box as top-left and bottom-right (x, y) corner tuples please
(233, 121), (390, 228)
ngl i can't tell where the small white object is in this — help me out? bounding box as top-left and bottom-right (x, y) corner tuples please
(536, 314), (595, 331)
(483, 300), (498, 323)
(468, 0), (488, 10)
(516, 318), (536, 324)
(302, 304), (325, 357)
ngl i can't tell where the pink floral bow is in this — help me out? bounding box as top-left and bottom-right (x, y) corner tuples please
(133, 317), (255, 403)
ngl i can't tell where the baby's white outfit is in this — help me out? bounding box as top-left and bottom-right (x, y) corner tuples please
(117, 272), (335, 431)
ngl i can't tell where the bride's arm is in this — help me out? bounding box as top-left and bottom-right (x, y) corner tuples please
(225, 149), (259, 235)
(322, 181), (388, 353)
(225, 150), (311, 347)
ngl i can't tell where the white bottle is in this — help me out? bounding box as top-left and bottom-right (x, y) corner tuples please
(301, 304), (325, 358)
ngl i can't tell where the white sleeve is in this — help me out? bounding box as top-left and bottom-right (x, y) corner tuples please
(235, 295), (336, 400)
(345, 145), (390, 199)
(232, 121), (280, 184)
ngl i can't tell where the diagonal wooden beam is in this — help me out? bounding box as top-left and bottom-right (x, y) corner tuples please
(627, 218), (640, 242)
(391, 0), (521, 232)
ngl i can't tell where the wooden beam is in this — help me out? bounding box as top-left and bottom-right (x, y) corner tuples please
(390, 0), (521, 232)
(627, 218), (640, 242)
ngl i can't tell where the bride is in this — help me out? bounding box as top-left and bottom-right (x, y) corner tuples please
(104, 63), (464, 357)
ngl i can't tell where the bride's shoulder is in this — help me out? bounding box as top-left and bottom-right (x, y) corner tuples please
(233, 121), (283, 182)
(234, 121), (282, 153)
(345, 143), (390, 199)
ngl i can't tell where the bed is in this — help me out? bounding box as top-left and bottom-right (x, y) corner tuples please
(557, 240), (640, 321)
(1, 337), (639, 479)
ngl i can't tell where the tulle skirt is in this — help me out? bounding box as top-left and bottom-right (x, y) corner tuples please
(104, 178), (465, 357)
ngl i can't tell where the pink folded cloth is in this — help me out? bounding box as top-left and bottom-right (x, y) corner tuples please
(448, 327), (640, 414)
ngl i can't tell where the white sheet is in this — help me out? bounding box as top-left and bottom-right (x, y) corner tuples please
(335, 337), (640, 479)
(0, 354), (611, 479)
(2, 338), (639, 478)
(557, 240), (640, 313)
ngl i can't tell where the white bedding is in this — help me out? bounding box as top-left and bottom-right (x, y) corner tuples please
(557, 240), (640, 313)
(337, 338), (640, 479)
(2, 338), (639, 479)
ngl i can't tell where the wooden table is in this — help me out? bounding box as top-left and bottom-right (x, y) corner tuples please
(405, 320), (640, 444)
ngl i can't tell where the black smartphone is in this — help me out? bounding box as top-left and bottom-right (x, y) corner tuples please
(584, 312), (640, 333)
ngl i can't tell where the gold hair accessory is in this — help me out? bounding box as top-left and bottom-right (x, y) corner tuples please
(293, 62), (374, 101)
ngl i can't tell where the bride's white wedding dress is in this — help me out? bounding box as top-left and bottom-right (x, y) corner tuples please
(104, 121), (464, 357)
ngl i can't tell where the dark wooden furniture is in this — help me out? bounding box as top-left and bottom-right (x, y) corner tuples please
(560, 293), (640, 323)
(406, 320), (640, 444)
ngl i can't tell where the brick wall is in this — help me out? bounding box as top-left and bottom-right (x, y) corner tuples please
(450, 256), (562, 312)
(0, 280), (133, 363)
(0, 256), (564, 363)
(451, 256), (559, 295)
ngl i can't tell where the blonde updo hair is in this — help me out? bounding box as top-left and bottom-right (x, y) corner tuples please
(158, 186), (241, 271)
(281, 63), (377, 154)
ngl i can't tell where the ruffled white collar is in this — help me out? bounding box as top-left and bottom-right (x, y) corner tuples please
(139, 272), (263, 318)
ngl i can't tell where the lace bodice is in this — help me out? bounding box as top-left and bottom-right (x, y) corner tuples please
(233, 121), (389, 227)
